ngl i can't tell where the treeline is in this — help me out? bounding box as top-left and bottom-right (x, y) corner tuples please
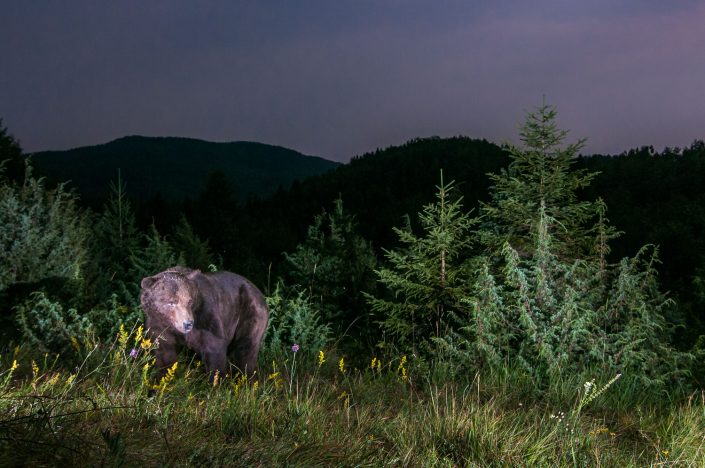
(578, 145), (705, 342)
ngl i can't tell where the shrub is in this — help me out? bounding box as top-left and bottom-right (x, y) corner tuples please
(0, 163), (88, 293)
(13, 291), (93, 354)
(263, 284), (331, 360)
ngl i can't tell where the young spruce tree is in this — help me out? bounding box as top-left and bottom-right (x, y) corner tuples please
(437, 104), (691, 391)
(480, 103), (599, 259)
(285, 198), (377, 334)
(368, 174), (474, 353)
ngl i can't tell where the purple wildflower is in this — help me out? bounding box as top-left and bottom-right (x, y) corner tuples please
(291, 343), (300, 353)
(129, 348), (138, 359)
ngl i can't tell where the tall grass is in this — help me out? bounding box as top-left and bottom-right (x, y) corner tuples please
(1, 331), (703, 466)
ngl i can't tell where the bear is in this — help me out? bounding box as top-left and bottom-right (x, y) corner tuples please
(140, 266), (268, 379)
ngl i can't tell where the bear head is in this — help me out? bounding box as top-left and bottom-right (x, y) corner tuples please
(140, 267), (202, 334)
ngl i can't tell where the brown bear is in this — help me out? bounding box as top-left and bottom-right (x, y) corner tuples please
(140, 266), (268, 379)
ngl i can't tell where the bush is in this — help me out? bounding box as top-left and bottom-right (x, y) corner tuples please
(263, 284), (331, 360)
(13, 292), (93, 354)
(87, 294), (144, 340)
(0, 163), (88, 293)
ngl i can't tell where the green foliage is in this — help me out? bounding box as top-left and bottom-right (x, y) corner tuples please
(87, 294), (143, 340)
(263, 284), (331, 359)
(171, 215), (214, 271)
(0, 119), (26, 184)
(368, 174), (475, 351)
(596, 245), (689, 387)
(435, 105), (692, 391)
(89, 174), (184, 311)
(481, 103), (599, 258)
(13, 291), (93, 354)
(122, 224), (183, 304)
(0, 162), (89, 293)
(88, 173), (141, 304)
(285, 197), (376, 330)
(88, 224), (181, 337)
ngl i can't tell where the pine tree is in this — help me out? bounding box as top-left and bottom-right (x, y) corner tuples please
(131, 225), (182, 279)
(88, 172), (141, 304)
(480, 103), (598, 259)
(171, 215), (214, 271)
(285, 198), (376, 331)
(368, 174), (475, 352)
(0, 120), (26, 184)
(437, 104), (692, 390)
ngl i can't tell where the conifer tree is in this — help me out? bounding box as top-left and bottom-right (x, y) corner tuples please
(0, 162), (88, 292)
(368, 174), (474, 352)
(122, 224), (183, 304)
(0, 120), (26, 184)
(88, 172), (140, 304)
(285, 198), (376, 330)
(171, 215), (214, 271)
(480, 103), (598, 258)
(436, 104), (692, 390)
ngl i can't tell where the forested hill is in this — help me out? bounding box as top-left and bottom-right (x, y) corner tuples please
(234, 137), (511, 265)
(30, 136), (340, 202)
(577, 142), (705, 305)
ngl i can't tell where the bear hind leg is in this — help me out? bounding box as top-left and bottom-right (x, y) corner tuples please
(230, 338), (261, 377)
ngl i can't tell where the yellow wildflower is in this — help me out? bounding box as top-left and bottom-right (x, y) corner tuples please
(118, 323), (129, 350)
(318, 350), (326, 367)
(153, 362), (178, 393)
(339, 357), (346, 374)
(69, 336), (81, 352)
(397, 355), (408, 381)
(46, 373), (60, 387)
(233, 373), (248, 394)
(135, 325), (144, 346)
(65, 373), (76, 387)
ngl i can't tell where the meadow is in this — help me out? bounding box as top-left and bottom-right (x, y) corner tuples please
(1, 324), (703, 466)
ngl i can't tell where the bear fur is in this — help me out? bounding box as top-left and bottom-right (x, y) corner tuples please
(140, 266), (268, 379)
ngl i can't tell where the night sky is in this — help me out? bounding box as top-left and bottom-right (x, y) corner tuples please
(2, 1), (703, 162)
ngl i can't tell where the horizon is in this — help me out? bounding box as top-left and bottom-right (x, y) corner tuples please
(27, 132), (703, 165)
(2, 1), (704, 162)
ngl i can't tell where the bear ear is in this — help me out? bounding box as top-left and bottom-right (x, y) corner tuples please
(141, 276), (158, 289)
(186, 269), (201, 279)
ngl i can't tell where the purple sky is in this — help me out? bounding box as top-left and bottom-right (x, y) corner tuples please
(1, 1), (703, 162)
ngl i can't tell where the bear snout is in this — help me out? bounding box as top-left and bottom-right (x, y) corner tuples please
(183, 320), (194, 332)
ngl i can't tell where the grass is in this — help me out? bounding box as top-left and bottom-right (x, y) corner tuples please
(0, 330), (703, 466)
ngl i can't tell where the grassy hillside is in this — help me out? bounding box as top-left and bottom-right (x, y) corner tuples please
(30, 136), (340, 202)
(2, 330), (703, 466)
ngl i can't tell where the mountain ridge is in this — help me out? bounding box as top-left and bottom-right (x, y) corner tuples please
(30, 135), (340, 202)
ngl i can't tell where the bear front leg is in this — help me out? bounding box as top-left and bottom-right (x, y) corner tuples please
(202, 348), (228, 380)
(154, 343), (178, 380)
